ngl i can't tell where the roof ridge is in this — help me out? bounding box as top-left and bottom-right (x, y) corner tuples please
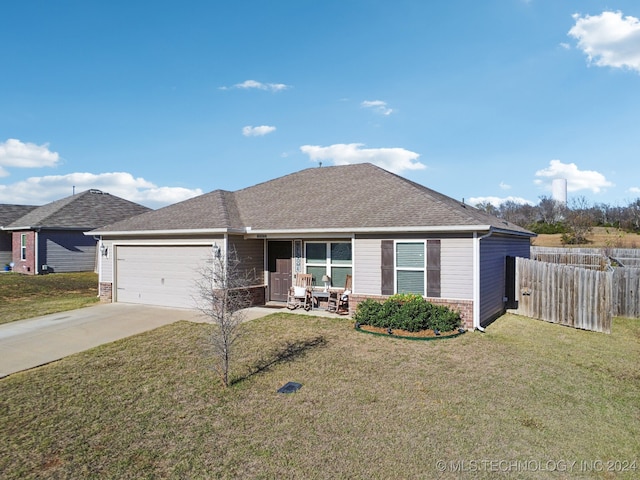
(4, 190), (150, 230)
(90, 163), (533, 236)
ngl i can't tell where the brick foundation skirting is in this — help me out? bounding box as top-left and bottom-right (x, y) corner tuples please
(349, 294), (474, 330)
(99, 282), (113, 302)
(248, 285), (266, 306)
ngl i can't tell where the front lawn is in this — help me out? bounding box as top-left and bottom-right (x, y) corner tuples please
(1, 313), (638, 479)
(0, 272), (99, 324)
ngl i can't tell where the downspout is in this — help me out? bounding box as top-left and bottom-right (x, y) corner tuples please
(223, 235), (229, 272)
(93, 236), (102, 297)
(34, 229), (39, 275)
(473, 228), (494, 332)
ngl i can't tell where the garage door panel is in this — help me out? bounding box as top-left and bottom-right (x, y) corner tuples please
(116, 245), (211, 309)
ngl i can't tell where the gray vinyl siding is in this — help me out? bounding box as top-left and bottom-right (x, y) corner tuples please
(40, 230), (97, 273)
(100, 239), (115, 283)
(355, 236), (474, 298)
(353, 238), (381, 294)
(228, 236), (265, 284)
(441, 238), (473, 299)
(479, 234), (531, 325)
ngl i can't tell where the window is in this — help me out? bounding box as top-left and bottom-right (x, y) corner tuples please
(20, 234), (27, 261)
(305, 242), (352, 287)
(381, 239), (441, 297)
(396, 242), (425, 295)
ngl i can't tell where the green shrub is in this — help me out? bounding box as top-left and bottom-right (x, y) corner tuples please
(527, 221), (568, 235)
(429, 304), (461, 332)
(353, 299), (383, 326)
(354, 296), (461, 332)
(380, 298), (403, 329)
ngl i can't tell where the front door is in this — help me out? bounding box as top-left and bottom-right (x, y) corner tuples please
(268, 241), (292, 301)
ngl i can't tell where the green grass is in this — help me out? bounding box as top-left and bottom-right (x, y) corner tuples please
(1, 312), (638, 479)
(0, 272), (99, 324)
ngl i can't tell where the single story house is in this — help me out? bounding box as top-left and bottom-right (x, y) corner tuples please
(90, 163), (535, 330)
(2, 189), (151, 275)
(91, 164), (535, 327)
(0, 204), (38, 268)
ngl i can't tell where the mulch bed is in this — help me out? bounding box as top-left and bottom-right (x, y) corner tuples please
(355, 324), (464, 339)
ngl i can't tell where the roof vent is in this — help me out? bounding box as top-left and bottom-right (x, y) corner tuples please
(89, 189), (104, 194)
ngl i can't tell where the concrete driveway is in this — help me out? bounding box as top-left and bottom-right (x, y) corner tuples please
(0, 303), (206, 378)
(0, 302), (337, 378)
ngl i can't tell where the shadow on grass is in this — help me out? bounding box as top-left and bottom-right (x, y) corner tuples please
(231, 335), (327, 386)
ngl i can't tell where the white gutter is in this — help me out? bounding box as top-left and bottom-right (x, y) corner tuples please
(86, 225), (493, 237)
(246, 225), (495, 235)
(472, 228), (494, 331)
(85, 225), (534, 239)
(85, 228), (230, 236)
(247, 225), (534, 237)
(0, 226), (34, 231)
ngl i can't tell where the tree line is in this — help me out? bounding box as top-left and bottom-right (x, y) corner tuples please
(475, 196), (640, 245)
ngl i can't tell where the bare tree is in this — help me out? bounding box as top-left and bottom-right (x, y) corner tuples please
(193, 245), (257, 387)
(537, 195), (566, 224)
(562, 196), (593, 244)
(475, 201), (499, 217)
(622, 199), (640, 231)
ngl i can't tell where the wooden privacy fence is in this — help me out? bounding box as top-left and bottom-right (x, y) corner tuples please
(531, 247), (609, 271)
(514, 257), (612, 334)
(609, 248), (640, 268)
(612, 267), (640, 318)
(530, 247), (640, 319)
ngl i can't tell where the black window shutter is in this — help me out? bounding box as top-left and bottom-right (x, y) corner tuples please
(381, 240), (394, 295)
(426, 239), (441, 297)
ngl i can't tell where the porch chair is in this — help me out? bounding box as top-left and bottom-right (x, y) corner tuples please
(327, 274), (352, 314)
(286, 273), (313, 311)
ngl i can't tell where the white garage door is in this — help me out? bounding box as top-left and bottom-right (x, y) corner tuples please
(115, 245), (211, 309)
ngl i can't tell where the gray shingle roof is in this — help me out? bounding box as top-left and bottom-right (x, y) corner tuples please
(93, 163), (533, 236)
(0, 204), (38, 226)
(4, 190), (151, 230)
(91, 189), (242, 232)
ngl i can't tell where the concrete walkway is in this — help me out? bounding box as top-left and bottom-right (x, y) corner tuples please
(0, 302), (343, 378)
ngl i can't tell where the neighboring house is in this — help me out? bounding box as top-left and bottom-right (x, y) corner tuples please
(0, 204), (38, 268)
(90, 164), (535, 330)
(2, 190), (151, 275)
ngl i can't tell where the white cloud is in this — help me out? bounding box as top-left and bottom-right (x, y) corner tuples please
(242, 125), (276, 137)
(300, 143), (425, 173)
(628, 187), (640, 195)
(568, 11), (640, 72)
(220, 79), (290, 92)
(499, 181), (512, 190)
(361, 100), (394, 116)
(0, 138), (60, 177)
(534, 159), (613, 194)
(0, 172), (202, 208)
(468, 196), (534, 208)
(559, 42), (571, 50)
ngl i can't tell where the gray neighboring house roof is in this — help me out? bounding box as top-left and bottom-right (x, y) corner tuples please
(3, 189), (152, 231)
(92, 163), (534, 236)
(0, 204), (39, 227)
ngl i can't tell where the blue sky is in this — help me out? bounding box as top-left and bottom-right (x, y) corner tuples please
(1, 0), (639, 209)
